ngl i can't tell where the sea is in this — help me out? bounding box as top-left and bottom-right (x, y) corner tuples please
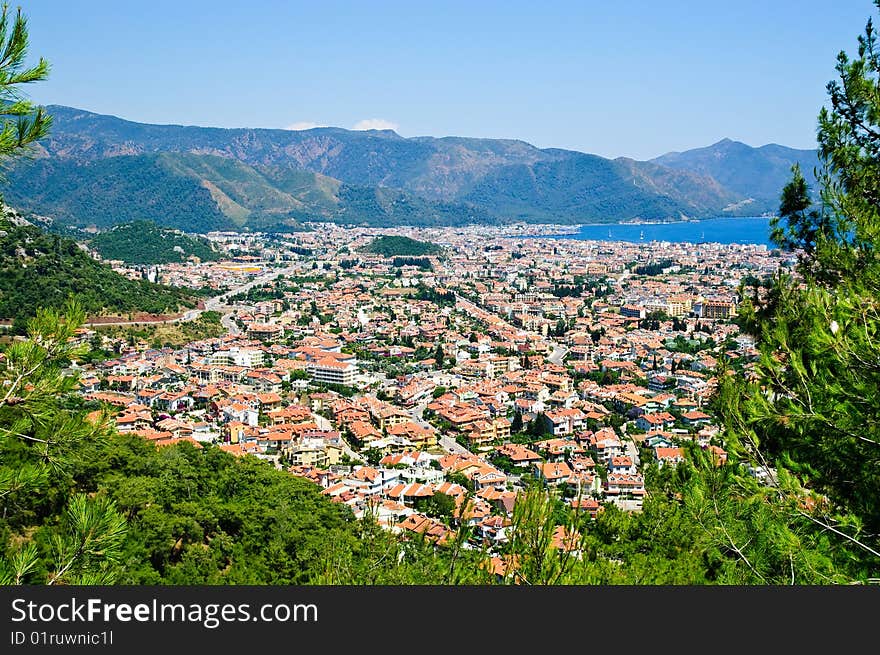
(535, 216), (775, 247)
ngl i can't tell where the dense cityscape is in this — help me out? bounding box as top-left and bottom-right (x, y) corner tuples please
(67, 223), (783, 560)
(2, 5), (878, 623)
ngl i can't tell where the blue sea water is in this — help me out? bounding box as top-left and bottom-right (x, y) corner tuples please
(540, 216), (776, 247)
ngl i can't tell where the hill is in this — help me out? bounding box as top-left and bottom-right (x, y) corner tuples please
(459, 152), (742, 222)
(0, 210), (198, 331)
(651, 138), (821, 212)
(359, 235), (443, 257)
(0, 105), (823, 230)
(3, 151), (493, 232)
(88, 220), (221, 264)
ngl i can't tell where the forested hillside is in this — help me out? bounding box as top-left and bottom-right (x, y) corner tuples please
(89, 221), (221, 264)
(0, 213), (198, 331)
(359, 235), (443, 257)
(0, 104), (821, 232)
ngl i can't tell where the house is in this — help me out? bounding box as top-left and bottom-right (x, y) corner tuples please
(135, 388), (164, 408)
(470, 466), (508, 491)
(347, 420), (383, 447)
(534, 461), (573, 486)
(608, 455), (636, 474)
(494, 443), (542, 468)
(534, 437), (585, 462)
(386, 421), (439, 449)
(221, 402), (259, 427)
(224, 421), (247, 444)
(542, 408), (586, 436)
(706, 445), (728, 465)
(266, 404), (313, 425)
(344, 466), (400, 496)
(589, 429), (625, 463)
(396, 378), (436, 406)
(565, 472), (602, 498)
(114, 410), (153, 432)
(654, 446), (686, 467)
(289, 438), (343, 468)
(157, 390), (194, 412)
(395, 513), (452, 545)
(636, 411), (676, 432)
(256, 392), (284, 411)
(466, 417), (512, 448)
(604, 473), (646, 499)
(682, 410), (712, 426)
(474, 515), (511, 545)
(308, 358), (358, 386)
(550, 525), (582, 554)
(384, 482), (435, 507)
(476, 487), (517, 516)
(571, 497), (603, 519)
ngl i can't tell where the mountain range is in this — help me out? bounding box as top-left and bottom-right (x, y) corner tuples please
(1, 105), (822, 233)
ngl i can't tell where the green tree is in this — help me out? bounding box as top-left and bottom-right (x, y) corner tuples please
(0, 8), (129, 585)
(511, 411), (523, 433)
(0, 300), (127, 584)
(719, 2), (880, 577)
(0, 3), (51, 177)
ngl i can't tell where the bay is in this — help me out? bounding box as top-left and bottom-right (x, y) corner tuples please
(536, 216), (776, 247)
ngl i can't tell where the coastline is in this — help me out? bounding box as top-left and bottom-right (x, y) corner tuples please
(500, 215), (776, 247)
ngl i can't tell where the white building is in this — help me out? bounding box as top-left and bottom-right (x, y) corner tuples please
(211, 347), (265, 368)
(308, 357), (358, 386)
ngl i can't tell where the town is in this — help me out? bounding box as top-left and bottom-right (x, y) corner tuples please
(72, 223), (785, 555)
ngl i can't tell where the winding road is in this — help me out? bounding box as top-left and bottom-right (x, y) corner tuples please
(84, 264), (299, 330)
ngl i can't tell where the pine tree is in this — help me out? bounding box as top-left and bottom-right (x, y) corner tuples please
(718, 1), (880, 574)
(0, 3), (51, 177)
(0, 300), (127, 584)
(0, 7), (128, 585)
(511, 411), (523, 433)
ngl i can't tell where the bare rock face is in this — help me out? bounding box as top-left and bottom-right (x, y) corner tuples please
(1, 203), (33, 227)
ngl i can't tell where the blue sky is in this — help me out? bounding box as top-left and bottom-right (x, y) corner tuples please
(16, 0), (876, 159)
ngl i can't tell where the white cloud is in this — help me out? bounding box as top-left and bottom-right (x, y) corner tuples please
(285, 121), (327, 131)
(352, 118), (399, 131)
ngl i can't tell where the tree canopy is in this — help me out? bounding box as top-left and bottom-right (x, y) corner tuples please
(725, 0), (880, 572)
(0, 3), (50, 174)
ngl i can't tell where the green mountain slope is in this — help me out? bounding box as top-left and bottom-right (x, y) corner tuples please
(4, 150), (493, 232)
(460, 153), (692, 222)
(3, 154), (238, 232)
(0, 212), (198, 330)
(651, 138), (821, 210)
(88, 220), (222, 264)
(2, 105), (823, 229)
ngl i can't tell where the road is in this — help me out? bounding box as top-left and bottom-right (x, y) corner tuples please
(439, 434), (473, 456)
(84, 265), (299, 329)
(619, 422), (641, 468)
(408, 400), (432, 428)
(206, 264), (300, 312)
(407, 399), (472, 456)
(312, 412), (361, 462)
(220, 310), (241, 335)
(204, 264), (301, 336)
(453, 291), (569, 363)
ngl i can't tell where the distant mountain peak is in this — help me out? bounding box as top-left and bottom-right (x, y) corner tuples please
(652, 137), (820, 201)
(4, 104), (820, 231)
